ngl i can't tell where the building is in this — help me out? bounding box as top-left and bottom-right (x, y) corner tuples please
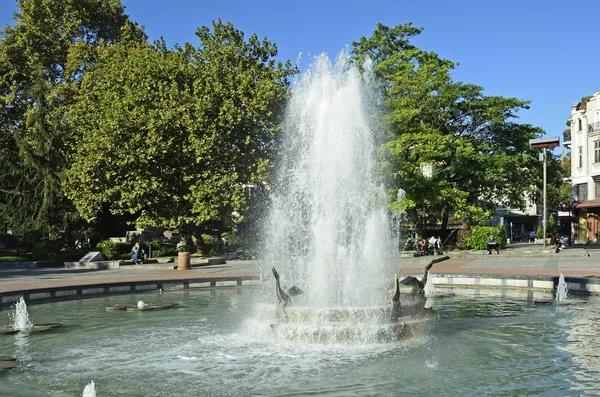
(494, 199), (541, 242)
(564, 91), (600, 243)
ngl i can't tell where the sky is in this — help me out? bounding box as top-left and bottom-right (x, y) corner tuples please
(1, 0), (599, 146)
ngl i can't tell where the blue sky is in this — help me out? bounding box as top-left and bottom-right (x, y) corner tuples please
(2, 0), (599, 144)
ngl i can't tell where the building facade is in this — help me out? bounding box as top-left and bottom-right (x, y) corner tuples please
(564, 91), (600, 243)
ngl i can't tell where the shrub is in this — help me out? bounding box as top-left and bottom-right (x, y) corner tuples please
(466, 226), (507, 250)
(96, 240), (119, 260)
(536, 226), (543, 240)
(547, 216), (557, 236)
(177, 245), (196, 254)
(31, 239), (61, 260)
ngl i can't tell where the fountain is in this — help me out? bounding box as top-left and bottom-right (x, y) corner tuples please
(0, 297), (61, 334)
(4, 52), (600, 395)
(556, 273), (569, 302)
(259, 52), (419, 342)
(10, 297), (33, 331)
(82, 380), (96, 397)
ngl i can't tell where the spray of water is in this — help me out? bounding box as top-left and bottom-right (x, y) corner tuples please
(424, 272), (436, 297)
(9, 297), (33, 331)
(556, 273), (569, 302)
(82, 380), (96, 397)
(137, 301), (145, 310)
(262, 51), (397, 309)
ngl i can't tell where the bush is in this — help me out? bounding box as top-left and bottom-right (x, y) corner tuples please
(536, 226), (543, 240)
(96, 240), (119, 260)
(177, 245), (196, 254)
(547, 216), (557, 236)
(466, 226), (507, 250)
(31, 239), (61, 260)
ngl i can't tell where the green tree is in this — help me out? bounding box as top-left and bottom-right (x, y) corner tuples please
(64, 20), (296, 238)
(0, 0), (142, 243)
(352, 23), (543, 231)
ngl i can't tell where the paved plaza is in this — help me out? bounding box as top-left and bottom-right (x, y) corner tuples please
(0, 245), (599, 302)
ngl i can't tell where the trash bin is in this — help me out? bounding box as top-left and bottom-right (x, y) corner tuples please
(177, 252), (191, 270)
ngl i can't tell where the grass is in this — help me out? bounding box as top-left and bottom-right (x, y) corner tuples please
(0, 255), (27, 262)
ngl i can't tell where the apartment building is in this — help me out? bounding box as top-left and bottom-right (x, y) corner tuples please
(564, 91), (600, 243)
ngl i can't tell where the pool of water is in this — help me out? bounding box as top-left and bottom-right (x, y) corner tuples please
(0, 287), (599, 397)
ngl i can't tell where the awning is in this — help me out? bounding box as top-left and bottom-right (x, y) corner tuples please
(575, 199), (600, 209)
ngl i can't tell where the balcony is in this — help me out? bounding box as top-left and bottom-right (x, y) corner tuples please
(589, 122), (600, 134)
(563, 131), (571, 148)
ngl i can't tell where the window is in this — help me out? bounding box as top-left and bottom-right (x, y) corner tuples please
(579, 146), (583, 168)
(573, 183), (588, 201)
(596, 141), (600, 163)
(579, 118), (583, 131)
(596, 181), (600, 199)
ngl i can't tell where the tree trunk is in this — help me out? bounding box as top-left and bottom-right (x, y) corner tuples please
(440, 206), (449, 233)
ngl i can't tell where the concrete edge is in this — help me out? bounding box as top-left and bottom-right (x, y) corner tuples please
(0, 275), (261, 307)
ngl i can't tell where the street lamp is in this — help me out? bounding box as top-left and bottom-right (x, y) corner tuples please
(529, 137), (560, 248)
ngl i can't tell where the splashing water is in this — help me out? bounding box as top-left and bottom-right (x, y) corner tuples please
(9, 297), (33, 331)
(264, 53), (397, 307)
(424, 272), (436, 297)
(262, 51), (397, 309)
(82, 380), (96, 397)
(556, 273), (569, 302)
(137, 301), (145, 309)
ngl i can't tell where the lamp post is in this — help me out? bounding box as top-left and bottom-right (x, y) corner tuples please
(529, 137), (560, 248)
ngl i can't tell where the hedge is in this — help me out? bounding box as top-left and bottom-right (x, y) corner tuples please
(466, 226), (507, 250)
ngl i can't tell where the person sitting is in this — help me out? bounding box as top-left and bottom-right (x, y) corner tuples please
(554, 233), (563, 253)
(131, 242), (145, 264)
(487, 235), (499, 255)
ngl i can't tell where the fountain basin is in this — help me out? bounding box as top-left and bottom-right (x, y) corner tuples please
(1, 288), (600, 396)
(0, 356), (18, 371)
(0, 323), (62, 334)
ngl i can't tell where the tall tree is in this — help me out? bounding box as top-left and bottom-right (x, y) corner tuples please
(352, 23), (543, 231)
(64, 20), (296, 237)
(0, 0), (143, 242)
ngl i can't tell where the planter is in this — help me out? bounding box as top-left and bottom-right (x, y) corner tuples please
(177, 252), (191, 270)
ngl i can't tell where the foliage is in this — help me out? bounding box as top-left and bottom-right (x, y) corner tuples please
(546, 215), (557, 236)
(96, 239), (119, 260)
(351, 23), (543, 231)
(0, 255), (27, 262)
(31, 239), (60, 260)
(221, 231), (248, 251)
(466, 226), (507, 250)
(536, 226), (543, 240)
(64, 20), (296, 235)
(146, 239), (178, 258)
(0, 0), (143, 244)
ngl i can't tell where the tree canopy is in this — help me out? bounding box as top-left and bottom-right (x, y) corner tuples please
(64, 20), (296, 230)
(0, 0), (142, 242)
(352, 23), (544, 229)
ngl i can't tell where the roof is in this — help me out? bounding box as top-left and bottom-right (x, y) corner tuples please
(575, 199), (600, 209)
